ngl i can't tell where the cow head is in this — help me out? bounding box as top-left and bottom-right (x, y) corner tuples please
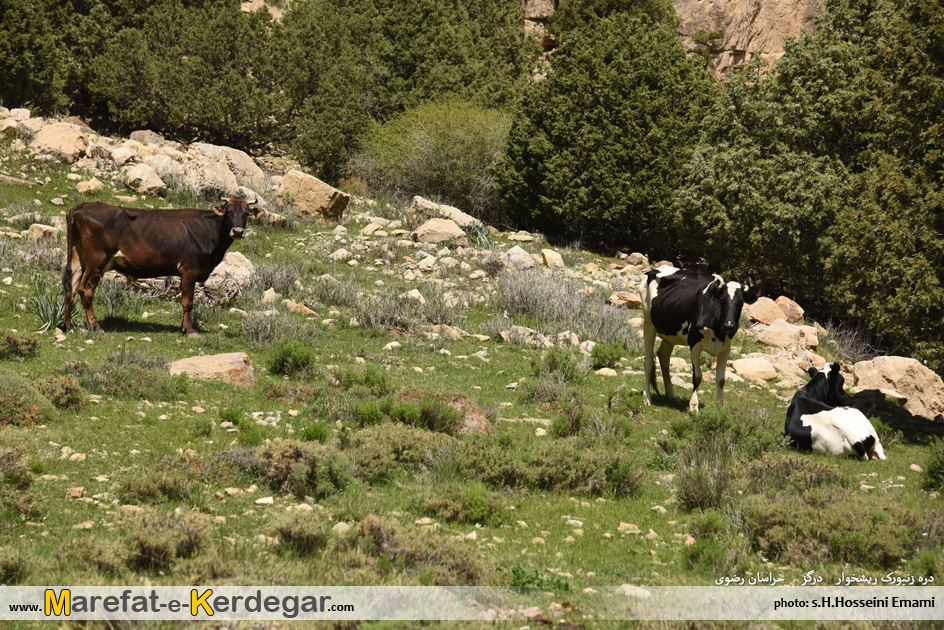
(804, 362), (847, 406)
(212, 197), (262, 238)
(705, 277), (758, 339)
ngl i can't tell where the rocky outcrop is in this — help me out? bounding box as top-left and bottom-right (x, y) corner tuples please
(411, 218), (468, 247)
(276, 169), (349, 222)
(29, 122), (88, 163)
(674, 0), (819, 74)
(852, 356), (944, 421)
(167, 352), (257, 387)
(409, 196), (479, 229)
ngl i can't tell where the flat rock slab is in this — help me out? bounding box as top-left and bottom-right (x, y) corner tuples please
(167, 352), (257, 387)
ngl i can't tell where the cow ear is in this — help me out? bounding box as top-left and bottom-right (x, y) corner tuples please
(249, 206), (263, 218)
(212, 203), (226, 216)
(742, 285), (758, 304)
(831, 362), (841, 374)
(807, 366), (819, 379)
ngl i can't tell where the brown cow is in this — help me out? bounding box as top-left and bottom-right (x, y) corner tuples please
(62, 197), (261, 335)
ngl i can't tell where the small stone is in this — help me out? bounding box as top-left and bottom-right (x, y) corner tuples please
(332, 522), (351, 534)
(67, 487), (84, 499)
(531, 537), (545, 545)
(255, 496), (275, 505)
(910, 464), (923, 472)
(73, 521), (95, 530)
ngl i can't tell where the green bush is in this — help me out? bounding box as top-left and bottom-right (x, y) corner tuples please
(123, 510), (209, 571)
(351, 515), (482, 585)
(35, 375), (83, 410)
(0, 330), (40, 359)
(494, 14), (714, 250)
(272, 511), (329, 555)
(345, 423), (455, 484)
(0, 369), (57, 426)
(742, 492), (921, 569)
(590, 343), (623, 370)
(352, 99), (510, 222)
(299, 422), (330, 443)
(419, 482), (504, 525)
(270, 340), (315, 377)
(924, 438), (944, 493)
(256, 439), (352, 499)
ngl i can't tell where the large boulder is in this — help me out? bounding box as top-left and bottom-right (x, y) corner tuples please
(191, 142), (267, 192)
(409, 195), (478, 229)
(150, 154), (185, 182)
(276, 169), (349, 222)
(129, 129), (164, 146)
(201, 251), (255, 302)
(775, 295), (805, 324)
(852, 356), (944, 421)
(167, 352), (257, 387)
(29, 122), (88, 163)
(121, 163), (166, 195)
(506, 245), (536, 269)
(411, 218), (467, 246)
(608, 291), (643, 309)
(182, 144), (240, 197)
(756, 319), (817, 349)
(730, 357), (777, 382)
(743, 296), (786, 325)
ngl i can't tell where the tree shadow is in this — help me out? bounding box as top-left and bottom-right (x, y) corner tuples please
(850, 391), (944, 446)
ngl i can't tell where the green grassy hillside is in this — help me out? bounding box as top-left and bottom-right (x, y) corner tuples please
(1, 144), (942, 628)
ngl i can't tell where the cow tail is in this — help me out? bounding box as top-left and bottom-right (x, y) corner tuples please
(62, 205), (82, 301)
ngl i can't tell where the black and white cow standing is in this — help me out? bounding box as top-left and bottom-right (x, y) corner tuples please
(640, 266), (757, 413)
(785, 363), (886, 460)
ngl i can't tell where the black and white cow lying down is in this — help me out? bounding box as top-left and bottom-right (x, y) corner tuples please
(786, 363), (886, 460)
(641, 266), (757, 413)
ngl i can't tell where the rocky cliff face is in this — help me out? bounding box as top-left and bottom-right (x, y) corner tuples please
(522, 0), (820, 73)
(674, 0), (819, 73)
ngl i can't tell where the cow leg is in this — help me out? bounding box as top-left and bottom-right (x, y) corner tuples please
(643, 322), (658, 404)
(77, 266), (106, 332)
(715, 348), (730, 407)
(689, 344), (703, 413)
(180, 275), (199, 336)
(657, 340), (676, 400)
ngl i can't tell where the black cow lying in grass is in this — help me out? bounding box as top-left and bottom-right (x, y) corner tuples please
(785, 363), (886, 460)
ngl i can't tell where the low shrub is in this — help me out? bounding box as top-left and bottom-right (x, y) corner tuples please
(0, 330), (40, 359)
(0, 547), (27, 584)
(270, 340), (315, 377)
(272, 511), (329, 555)
(345, 423), (456, 484)
(299, 422), (331, 443)
(745, 455), (842, 494)
(256, 439), (353, 499)
(35, 374), (83, 410)
(117, 467), (195, 505)
(674, 437), (735, 511)
(509, 564), (572, 591)
(591, 343), (623, 370)
(419, 482), (504, 525)
(924, 438), (944, 493)
(0, 449), (38, 523)
(531, 346), (585, 384)
(333, 364), (393, 397)
(310, 275), (358, 309)
(351, 515), (482, 585)
(744, 491), (923, 568)
(123, 510), (209, 570)
(0, 369), (57, 426)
